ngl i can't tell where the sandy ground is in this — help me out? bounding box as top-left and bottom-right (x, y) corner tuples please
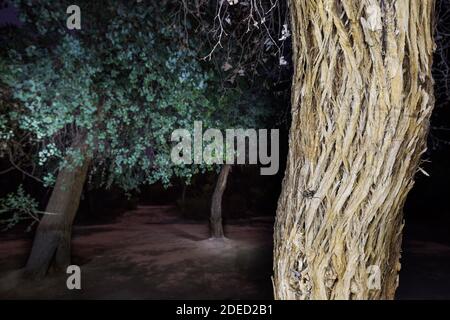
(396, 239), (450, 299)
(0, 205), (449, 299)
(0, 206), (274, 299)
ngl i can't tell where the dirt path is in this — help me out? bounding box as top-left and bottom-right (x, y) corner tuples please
(1, 205), (450, 299)
(0, 206), (274, 299)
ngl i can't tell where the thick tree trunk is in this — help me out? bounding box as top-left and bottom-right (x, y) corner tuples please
(210, 164), (231, 238)
(25, 135), (91, 278)
(274, 0), (435, 299)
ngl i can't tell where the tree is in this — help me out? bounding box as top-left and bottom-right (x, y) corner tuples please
(182, 1), (281, 239)
(1, 0), (226, 277)
(273, 0), (436, 299)
(206, 89), (273, 238)
(210, 164), (231, 238)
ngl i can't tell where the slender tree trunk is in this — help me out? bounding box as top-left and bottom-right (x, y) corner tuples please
(274, 0), (435, 299)
(210, 164), (231, 238)
(25, 135), (91, 278)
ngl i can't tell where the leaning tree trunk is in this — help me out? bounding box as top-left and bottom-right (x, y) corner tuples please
(210, 164), (231, 238)
(25, 135), (91, 278)
(274, 0), (435, 300)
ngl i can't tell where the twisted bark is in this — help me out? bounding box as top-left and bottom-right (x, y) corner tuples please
(274, 0), (435, 299)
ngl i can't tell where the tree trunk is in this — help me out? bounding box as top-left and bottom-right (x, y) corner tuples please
(274, 0), (435, 300)
(25, 135), (91, 278)
(210, 164), (231, 238)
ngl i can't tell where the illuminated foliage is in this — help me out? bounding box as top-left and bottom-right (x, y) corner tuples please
(1, 0), (270, 193)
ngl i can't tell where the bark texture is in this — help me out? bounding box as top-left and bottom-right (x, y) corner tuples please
(274, 0), (435, 299)
(210, 164), (231, 238)
(25, 135), (91, 278)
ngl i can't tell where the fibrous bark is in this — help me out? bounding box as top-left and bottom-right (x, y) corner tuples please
(25, 134), (91, 278)
(274, 0), (435, 299)
(210, 164), (231, 238)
